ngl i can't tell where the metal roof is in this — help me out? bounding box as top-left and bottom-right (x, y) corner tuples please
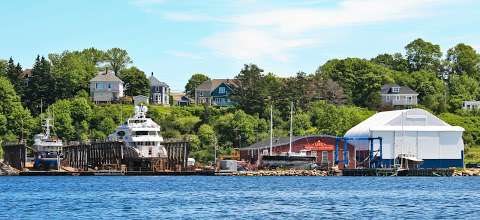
(344, 108), (464, 138)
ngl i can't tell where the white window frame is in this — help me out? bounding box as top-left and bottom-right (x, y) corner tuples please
(392, 87), (400, 93)
(219, 87), (225, 94)
(321, 151), (328, 164)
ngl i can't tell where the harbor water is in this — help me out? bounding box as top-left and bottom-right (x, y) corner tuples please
(0, 176), (479, 219)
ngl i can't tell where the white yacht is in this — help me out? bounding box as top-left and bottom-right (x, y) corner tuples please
(108, 105), (167, 158)
(33, 117), (63, 169)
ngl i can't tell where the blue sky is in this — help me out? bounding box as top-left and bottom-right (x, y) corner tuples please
(1, 0), (479, 91)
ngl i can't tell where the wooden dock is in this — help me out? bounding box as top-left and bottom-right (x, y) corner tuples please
(19, 170), (215, 176)
(342, 168), (454, 176)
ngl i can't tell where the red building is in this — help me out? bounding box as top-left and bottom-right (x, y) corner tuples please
(239, 135), (356, 169)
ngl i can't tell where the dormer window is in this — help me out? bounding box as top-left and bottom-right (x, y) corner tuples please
(392, 87), (400, 93)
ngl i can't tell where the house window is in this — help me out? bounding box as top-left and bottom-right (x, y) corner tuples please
(321, 151), (328, 165)
(262, 149), (269, 155)
(392, 87), (400, 93)
(96, 83), (105, 89)
(407, 96), (413, 103)
(148, 147), (152, 155)
(219, 87), (225, 94)
(395, 96), (400, 101)
(386, 96), (390, 101)
(108, 83), (111, 89)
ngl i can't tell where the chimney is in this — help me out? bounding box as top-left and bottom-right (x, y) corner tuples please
(151, 72), (154, 77)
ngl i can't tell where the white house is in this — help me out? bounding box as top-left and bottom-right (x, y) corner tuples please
(89, 70), (124, 104)
(345, 108), (465, 168)
(462, 101), (480, 110)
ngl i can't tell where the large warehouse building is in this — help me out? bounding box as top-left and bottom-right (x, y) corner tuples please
(345, 108), (465, 168)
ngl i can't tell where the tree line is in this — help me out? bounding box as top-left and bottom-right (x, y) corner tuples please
(1, 38), (480, 163)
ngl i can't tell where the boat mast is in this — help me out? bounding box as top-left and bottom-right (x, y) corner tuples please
(269, 103), (273, 156)
(289, 101), (293, 155)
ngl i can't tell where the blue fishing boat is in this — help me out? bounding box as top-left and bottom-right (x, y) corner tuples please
(32, 117), (63, 170)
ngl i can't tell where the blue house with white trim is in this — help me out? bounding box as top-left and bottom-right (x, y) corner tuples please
(194, 79), (237, 106)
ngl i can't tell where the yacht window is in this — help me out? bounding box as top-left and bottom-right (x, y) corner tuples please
(135, 131), (149, 136)
(149, 131), (157, 135)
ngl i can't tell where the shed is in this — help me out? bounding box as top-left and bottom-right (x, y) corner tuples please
(344, 108), (465, 168)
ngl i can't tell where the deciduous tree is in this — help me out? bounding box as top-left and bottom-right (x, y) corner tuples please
(105, 48), (132, 74)
(446, 43), (480, 79)
(185, 73), (210, 97)
(405, 38), (442, 73)
(119, 67), (150, 96)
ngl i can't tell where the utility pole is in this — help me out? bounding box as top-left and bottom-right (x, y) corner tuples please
(289, 101), (293, 155)
(269, 103), (273, 156)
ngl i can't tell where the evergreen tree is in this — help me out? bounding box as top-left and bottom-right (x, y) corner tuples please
(231, 64), (268, 115)
(6, 58), (26, 97)
(25, 56), (55, 114)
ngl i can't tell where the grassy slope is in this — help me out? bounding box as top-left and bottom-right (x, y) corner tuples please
(465, 146), (480, 164)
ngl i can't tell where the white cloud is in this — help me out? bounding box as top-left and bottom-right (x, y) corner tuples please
(202, 0), (455, 62)
(133, 0), (165, 5)
(165, 50), (203, 60)
(162, 12), (214, 22)
(231, 0), (441, 34)
(203, 29), (316, 62)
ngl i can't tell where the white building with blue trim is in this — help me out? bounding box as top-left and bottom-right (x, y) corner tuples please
(345, 108), (465, 168)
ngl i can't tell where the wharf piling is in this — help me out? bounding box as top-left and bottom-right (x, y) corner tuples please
(1, 143), (27, 170)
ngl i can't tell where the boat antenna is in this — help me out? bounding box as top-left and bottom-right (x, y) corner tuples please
(289, 101), (293, 155)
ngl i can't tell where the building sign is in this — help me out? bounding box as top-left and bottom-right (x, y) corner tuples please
(304, 140), (334, 151)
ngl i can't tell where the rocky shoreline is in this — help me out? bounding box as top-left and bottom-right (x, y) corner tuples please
(453, 168), (480, 176)
(226, 170), (331, 176)
(0, 162), (20, 176)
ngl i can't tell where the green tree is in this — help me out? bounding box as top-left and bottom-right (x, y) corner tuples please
(0, 76), (33, 142)
(81, 47), (106, 65)
(105, 48), (132, 74)
(49, 51), (98, 100)
(282, 72), (316, 111)
(318, 58), (390, 109)
(448, 75), (480, 111)
(25, 56), (55, 115)
(405, 38), (442, 73)
(371, 53), (409, 72)
(5, 58), (26, 97)
(310, 101), (374, 136)
(119, 67), (150, 96)
(213, 110), (267, 148)
(185, 73), (210, 97)
(446, 43), (480, 79)
(0, 60), (7, 77)
(231, 64), (269, 115)
(393, 70), (447, 112)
